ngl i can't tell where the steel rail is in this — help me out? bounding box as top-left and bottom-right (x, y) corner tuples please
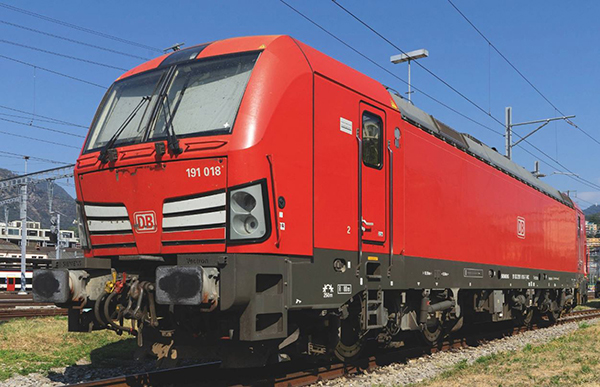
(0, 296), (67, 320)
(45, 309), (600, 387)
(0, 307), (67, 320)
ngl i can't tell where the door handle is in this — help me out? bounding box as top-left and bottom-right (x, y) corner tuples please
(362, 218), (374, 227)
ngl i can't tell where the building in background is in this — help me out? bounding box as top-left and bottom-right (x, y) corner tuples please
(0, 220), (79, 248)
(586, 221), (598, 237)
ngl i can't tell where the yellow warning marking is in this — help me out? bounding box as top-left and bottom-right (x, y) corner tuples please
(258, 44), (266, 49)
(390, 99), (399, 110)
(368, 256), (379, 261)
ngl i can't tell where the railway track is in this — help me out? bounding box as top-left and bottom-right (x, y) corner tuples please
(65, 308), (600, 387)
(0, 294), (67, 320)
(0, 292), (33, 300)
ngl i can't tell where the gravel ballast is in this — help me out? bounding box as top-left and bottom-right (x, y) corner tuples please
(317, 318), (600, 387)
(1, 318), (597, 386)
(0, 360), (157, 387)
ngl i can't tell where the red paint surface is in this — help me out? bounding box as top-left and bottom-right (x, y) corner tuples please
(76, 35), (585, 276)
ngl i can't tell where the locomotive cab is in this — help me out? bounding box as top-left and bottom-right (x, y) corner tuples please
(33, 36), (317, 367)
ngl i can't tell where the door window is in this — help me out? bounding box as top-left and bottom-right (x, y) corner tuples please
(362, 111), (383, 169)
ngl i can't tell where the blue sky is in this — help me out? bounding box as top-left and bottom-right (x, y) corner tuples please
(0, 1), (599, 209)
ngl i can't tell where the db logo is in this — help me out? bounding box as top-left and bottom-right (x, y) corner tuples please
(134, 211), (157, 233)
(517, 216), (526, 239)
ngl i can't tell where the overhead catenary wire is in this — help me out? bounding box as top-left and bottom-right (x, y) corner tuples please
(0, 105), (87, 128)
(56, 181), (75, 188)
(327, 0), (600, 193)
(0, 150), (71, 165)
(446, 0), (600, 148)
(518, 142), (600, 192)
(573, 196), (598, 208)
(280, 0), (529, 141)
(0, 112), (70, 126)
(282, 0), (600, 195)
(0, 54), (107, 89)
(0, 154), (70, 168)
(0, 19), (149, 61)
(0, 129), (80, 149)
(0, 112), (86, 129)
(0, 2), (162, 53)
(511, 131), (600, 193)
(279, 0), (504, 138)
(330, 0), (506, 128)
(0, 39), (128, 71)
(0, 117), (85, 138)
(0, 154), (22, 160)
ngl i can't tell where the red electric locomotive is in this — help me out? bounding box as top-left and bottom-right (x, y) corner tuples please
(32, 35), (587, 366)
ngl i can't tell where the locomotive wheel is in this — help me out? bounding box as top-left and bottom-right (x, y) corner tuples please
(334, 313), (363, 361)
(522, 308), (535, 327)
(421, 319), (443, 345)
(334, 338), (363, 362)
(547, 309), (561, 324)
(514, 307), (535, 327)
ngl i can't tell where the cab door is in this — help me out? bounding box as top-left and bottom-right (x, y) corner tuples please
(359, 103), (386, 244)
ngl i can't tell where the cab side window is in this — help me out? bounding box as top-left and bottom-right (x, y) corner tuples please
(362, 111), (383, 169)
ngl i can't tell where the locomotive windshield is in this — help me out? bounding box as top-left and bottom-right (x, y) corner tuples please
(84, 51), (260, 153)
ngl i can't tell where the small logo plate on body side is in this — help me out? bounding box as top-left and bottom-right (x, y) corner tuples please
(517, 216), (526, 239)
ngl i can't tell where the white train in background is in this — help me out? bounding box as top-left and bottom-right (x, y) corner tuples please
(0, 255), (52, 291)
(0, 220), (80, 291)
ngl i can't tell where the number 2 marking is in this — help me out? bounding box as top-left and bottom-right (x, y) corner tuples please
(347, 226), (351, 234)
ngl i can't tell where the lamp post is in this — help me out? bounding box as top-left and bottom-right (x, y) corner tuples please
(390, 49), (429, 102)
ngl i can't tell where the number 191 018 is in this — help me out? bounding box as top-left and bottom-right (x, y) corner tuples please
(186, 166), (222, 178)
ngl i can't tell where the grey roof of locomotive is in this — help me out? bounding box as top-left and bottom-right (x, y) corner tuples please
(390, 93), (572, 208)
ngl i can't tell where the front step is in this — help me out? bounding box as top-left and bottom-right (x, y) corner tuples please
(363, 288), (385, 329)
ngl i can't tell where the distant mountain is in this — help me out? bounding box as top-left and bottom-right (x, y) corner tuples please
(584, 204), (600, 217)
(0, 168), (76, 231)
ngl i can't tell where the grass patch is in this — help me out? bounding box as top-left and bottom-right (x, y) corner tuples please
(573, 299), (600, 311)
(0, 316), (135, 381)
(416, 321), (600, 387)
(453, 359), (468, 371)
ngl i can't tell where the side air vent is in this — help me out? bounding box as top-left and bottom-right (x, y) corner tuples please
(84, 204), (132, 235)
(162, 191), (226, 232)
(162, 190), (227, 246)
(84, 203), (136, 250)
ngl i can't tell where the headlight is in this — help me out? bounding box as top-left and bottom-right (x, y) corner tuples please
(76, 202), (91, 249)
(229, 182), (268, 241)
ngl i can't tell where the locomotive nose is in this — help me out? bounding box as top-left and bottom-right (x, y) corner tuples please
(77, 157), (228, 256)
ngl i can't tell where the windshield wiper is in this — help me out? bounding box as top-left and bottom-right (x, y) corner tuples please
(98, 95), (151, 163)
(157, 75), (193, 156)
(159, 91), (183, 155)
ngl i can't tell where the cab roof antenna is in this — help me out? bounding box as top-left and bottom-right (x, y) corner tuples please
(163, 43), (185, 53)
